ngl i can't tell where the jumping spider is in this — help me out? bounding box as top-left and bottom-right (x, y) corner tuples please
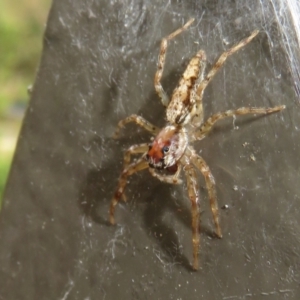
(109, 19), (285, 270)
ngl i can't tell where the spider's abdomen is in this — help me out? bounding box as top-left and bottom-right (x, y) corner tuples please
(166, 50), (205, 125)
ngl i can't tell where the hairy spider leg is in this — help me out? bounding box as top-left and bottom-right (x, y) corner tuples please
(110, 157), (148, 225)
(113, 114), (160, 138)
(192, 105), (286, 141)
(148, 164), (183, 184)
(183, 164), (200, 270)
(123, 143), (149, 169)
(154, 18), (195, 107)
(120, 144), (149, 202)
(189, 150), (222, 238)
(196, 30), (259, 98)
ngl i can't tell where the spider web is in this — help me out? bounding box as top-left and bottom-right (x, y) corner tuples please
(261, 0), (300, 99)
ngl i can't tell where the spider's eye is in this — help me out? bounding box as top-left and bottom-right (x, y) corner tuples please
(162, 146), (169, 154)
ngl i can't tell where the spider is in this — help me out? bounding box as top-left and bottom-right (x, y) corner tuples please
(109, 18), (285, 270)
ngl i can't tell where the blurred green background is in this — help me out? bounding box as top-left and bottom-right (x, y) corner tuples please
(0, 0), (51, 204)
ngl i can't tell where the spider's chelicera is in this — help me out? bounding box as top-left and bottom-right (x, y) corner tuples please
(109, 19), (285, 270)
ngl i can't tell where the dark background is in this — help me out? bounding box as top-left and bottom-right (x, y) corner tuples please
(1, 0), (299, 299)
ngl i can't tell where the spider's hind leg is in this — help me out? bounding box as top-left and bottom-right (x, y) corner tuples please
(196, 30), (259, 98)
(154, 18), (194, 107)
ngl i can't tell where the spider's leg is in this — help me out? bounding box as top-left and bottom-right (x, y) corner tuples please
(148, 164), (182, 184)
(110, 157), (148, 225)
(196, 30), (259, 98)
(121, 144), (148, 202)
(192, 105), (285, 141)
(114, 114), (160, 138)
(189, 149), (222, 238)
(123, 143), (149, 169)
(154, 18), (194, 107)
(183, 163), (200, 270)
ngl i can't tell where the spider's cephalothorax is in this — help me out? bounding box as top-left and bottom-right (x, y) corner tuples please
(109, 18), (285, 270)
(145, 125), (188, 172)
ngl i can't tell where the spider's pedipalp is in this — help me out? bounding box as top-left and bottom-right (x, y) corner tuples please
(149, 164), (183, 185)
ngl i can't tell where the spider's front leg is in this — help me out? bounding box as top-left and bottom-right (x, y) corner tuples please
(115, 143), (149, 202)
(110, 157), (148, 225)
(188, 149), (222, 238)
(183, 163), (200, 270)
(113, 114), (160, 138)
(122, 143), (149, 170)
(192, 105), (285, 141)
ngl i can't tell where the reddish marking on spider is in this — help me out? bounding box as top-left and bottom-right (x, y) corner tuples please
(147, 140), (166, 164)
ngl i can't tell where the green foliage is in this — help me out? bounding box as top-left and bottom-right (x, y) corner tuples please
(0, 155), (12, 205)
(0, 0), (51, 201)
(0, 3), (46, 115)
